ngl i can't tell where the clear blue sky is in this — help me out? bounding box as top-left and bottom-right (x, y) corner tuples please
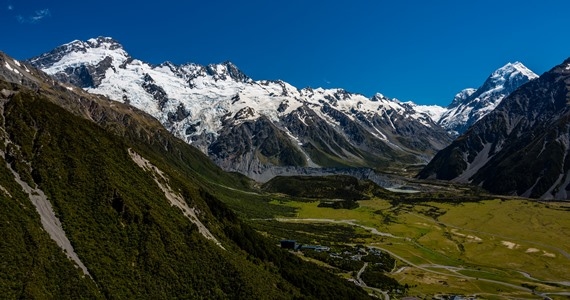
(2, 0), (569, 106)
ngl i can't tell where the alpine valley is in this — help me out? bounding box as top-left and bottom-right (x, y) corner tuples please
(27, 37), (536, 181)
(3, 35), (570, 300)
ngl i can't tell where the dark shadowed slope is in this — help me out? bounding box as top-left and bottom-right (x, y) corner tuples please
(418, 58), (570, 200)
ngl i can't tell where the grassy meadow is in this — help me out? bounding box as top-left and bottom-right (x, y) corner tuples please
(244, 193), (570, 299)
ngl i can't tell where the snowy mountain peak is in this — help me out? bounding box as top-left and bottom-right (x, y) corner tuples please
(28, 36), (130, 75)
(492, 61), (538, 80)
(58, 36), (124, 54)
(489, 61), (538, 85)
(449, 88), (476, 108)
(85, 36), (124, 50)
(371, 93), (388, 101)
(205, 61), (250, 83)
(476, 61), (537, 101)
(438, 62), (537, 135)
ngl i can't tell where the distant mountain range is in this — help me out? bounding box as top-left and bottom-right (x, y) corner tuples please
(28, 37), (536, 181)
(418, 58), (570, 200)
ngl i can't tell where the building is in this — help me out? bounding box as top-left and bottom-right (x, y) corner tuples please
(280, 240), (300, 250)
(300, 245), (330, 252)
(280, 240), (330, 252)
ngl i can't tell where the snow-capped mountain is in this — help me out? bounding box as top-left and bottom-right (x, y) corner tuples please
(438, 62), (538, 135)
(418, 58), (570, 199)
(28, 37), (452, 179)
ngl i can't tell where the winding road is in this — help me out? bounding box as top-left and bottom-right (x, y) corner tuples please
(356, 262), (368, 286)
(274, 218), (401, 238)
(355, 262), (390, 300)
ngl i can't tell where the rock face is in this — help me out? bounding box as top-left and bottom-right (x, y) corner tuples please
(418, 58), (570, 200)
(438, 62), (538, 136)
(28, 37), (452, 178)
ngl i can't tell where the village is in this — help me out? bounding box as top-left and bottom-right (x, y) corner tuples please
(280, 240), (408, 297)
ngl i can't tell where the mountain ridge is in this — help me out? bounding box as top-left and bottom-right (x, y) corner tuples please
(438, 61), (538, 135)
(418, 57), (570, 200)
(28, 37), (453, 179)
(27, 37), (539, 182)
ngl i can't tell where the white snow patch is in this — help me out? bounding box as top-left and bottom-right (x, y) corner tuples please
(4, 62), (13, 72)
(409, 103), (446, 122)
(12, 59), (21, 67)
(3, 61), (22, 76)
(526, 248), (540, 253)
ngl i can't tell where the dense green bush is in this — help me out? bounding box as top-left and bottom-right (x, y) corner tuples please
(361, 270), (406, 293)
(262, 175), (389, 200)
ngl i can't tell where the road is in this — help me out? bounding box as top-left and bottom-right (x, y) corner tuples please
(367, 245), (533, 293)
(356, 262), (368, 286)
(517, 271), (570, 287)
(355, 262), (390, 300)
(274, 218), (401, 238)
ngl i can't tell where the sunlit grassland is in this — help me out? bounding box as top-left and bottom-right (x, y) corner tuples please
(255, 196), (570, 298)
(433, 200), (570, 281)
(391, 267), (535, 300)
(372, 199), (568, 283)
(270, 198), (379, 222)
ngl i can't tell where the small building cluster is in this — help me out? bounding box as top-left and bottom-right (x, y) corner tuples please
(280, 240), (330, 252)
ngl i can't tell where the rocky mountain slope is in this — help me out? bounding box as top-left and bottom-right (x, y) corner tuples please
(28, 37), (452, 180)
(0, 51), (371, 298)
(418, 58), (570, 200)
(438, 62), (538, 135)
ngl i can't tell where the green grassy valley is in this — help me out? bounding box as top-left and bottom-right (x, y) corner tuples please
(225, 178), (570, 299)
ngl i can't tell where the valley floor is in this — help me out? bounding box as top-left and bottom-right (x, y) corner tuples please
(245, 196), (570, 299)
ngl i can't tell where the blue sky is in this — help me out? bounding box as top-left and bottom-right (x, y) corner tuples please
(2, 0), (569, 106)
